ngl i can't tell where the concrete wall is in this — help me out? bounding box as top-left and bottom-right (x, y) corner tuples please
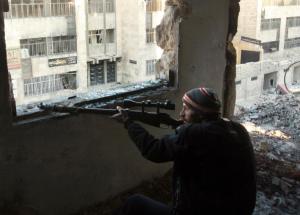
(178, 0), (230, 102)
(119, 0), (164, 83)
(235, 59), (300, 102)
(0, 115), (172, 215)
(0, 0), (232, 214)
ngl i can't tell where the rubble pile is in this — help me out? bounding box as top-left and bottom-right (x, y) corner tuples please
(236, 91), (300, 215)
(238, 92), (300, 142)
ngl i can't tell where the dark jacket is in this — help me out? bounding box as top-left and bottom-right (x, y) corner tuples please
(126, 118), (256, 215)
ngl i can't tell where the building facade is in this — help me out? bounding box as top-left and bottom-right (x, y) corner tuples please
(233, 0), (300, 101)
(5, 0), (165, 105)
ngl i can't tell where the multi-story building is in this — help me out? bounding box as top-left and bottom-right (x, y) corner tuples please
(5, 0), (165, 105)
(118, 0), (164, 83)
(233, 0), (300, 101)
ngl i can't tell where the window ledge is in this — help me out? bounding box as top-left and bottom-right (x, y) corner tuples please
(13, 80), (176, 126)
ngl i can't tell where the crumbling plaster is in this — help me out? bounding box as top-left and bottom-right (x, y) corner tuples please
(0, 0), (239, 214)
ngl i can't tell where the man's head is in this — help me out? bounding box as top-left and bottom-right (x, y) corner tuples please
(180, 87), (221, 123)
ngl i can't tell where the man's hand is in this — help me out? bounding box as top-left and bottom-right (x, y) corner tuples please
(111, 106), (130, 123)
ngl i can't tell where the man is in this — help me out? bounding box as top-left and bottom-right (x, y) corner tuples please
(113, 87), (256, 215)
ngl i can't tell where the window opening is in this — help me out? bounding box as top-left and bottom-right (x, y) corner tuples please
(146, 59), (157, 75)
(90, 61), (105, 86)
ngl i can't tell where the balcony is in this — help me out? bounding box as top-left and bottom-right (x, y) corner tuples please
(4, 2), (75, 19)
(20, 36), (77, 57)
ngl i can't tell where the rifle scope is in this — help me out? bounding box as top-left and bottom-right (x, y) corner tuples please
(123, 99), (175, 110)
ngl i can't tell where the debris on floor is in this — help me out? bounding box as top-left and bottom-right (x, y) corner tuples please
(237, 91), (300, 215)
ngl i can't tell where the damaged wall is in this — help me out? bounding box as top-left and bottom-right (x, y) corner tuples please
(0, 0), (236, 214)
(177, 0), (231, 108)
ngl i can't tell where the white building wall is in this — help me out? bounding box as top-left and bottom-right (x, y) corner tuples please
(119, 0), (164, 83)
(236, 59), (299, 102)
(5, 17), (70, 44)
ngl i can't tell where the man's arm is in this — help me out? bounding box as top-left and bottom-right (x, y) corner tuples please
(126, 121), (187, 163)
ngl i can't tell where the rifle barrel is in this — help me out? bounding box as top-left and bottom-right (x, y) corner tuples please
(40, 104), (182, 129)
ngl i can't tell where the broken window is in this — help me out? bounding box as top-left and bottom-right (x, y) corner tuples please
(89, 30), (103, 44)
(263, 72), (277, 90)
(24, 72), (77, 96)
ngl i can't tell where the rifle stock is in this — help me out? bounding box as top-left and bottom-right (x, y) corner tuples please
(40, 104), (183, 129)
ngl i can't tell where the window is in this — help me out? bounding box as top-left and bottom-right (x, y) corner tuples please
(284, 37), (300, 49)
(261, 18), (281, 30)
(286, 16), (300, 27)
(241, 50), (260, 64)
(146, 60), (157, 75)
(5, 0), (74, 18)
(235, 80), (242, 85)
(284, 17), (300, 49)
(106, 29), (115, 43)
(262, 41), (279, 53)
(50, 0), (75, 16)
(24, 72), (77, 97)
(106, 0), (115, 13)
(90, 62), (105, 86)
(48, 36), (77, 55)
(107, 62), (116, 83)
(146, 13), (155, 43)
(21, 38), (47, 57)
(88, 0), (103, 14)
(263, 72), (277, 90)
(21, 36), (77, 57)
(89, 30), (103, 44)
(7, 0), (45, 18)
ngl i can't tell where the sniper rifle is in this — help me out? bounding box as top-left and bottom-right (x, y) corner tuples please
(39, 99), (183, 129)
